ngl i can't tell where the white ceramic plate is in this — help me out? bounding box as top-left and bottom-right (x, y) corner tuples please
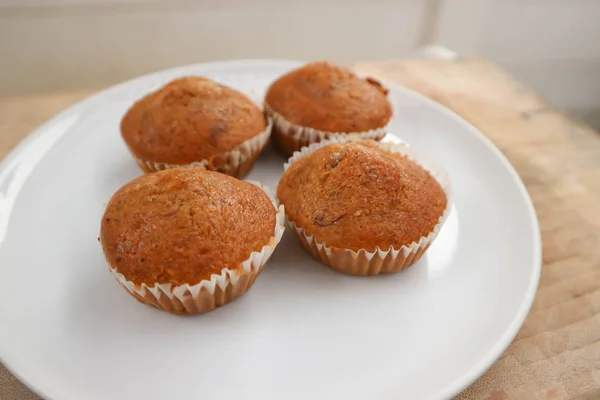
(0, 60), (540, 400)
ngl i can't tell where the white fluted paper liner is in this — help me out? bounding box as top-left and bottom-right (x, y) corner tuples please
(281, 137), (453, 276)
(264, 103), (387, 156)
(135, 117), (273, 178)
(109, 182), (285, 314)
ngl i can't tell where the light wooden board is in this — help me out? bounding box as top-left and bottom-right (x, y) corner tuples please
(1, 58), (600, 399)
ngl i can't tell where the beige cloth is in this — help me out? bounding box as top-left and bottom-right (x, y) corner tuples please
(0, 368), (40, 400)
(2, 59), (600, 399)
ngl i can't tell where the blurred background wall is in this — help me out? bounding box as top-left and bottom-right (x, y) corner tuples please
(1, 0), (599, 127)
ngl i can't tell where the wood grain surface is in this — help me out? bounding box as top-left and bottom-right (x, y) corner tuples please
(1, 58), (599, 400)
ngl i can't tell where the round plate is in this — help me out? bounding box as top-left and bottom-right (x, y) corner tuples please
(0, 60), (540, 400)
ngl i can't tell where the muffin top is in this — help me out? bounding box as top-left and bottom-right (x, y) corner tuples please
(101, 168), (277, 286)
(121, 77), (266, 164)
(265, 62), (392, 133)
(277, 141), (447, 251)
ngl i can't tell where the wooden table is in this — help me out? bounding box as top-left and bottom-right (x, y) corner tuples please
(1, 59), (599, 400)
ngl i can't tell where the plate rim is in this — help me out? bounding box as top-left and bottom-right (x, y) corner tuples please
(0, 58), (541, 400)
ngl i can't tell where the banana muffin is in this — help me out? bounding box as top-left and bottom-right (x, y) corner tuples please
(265, 62), (392, 157)
(277, 139), (450, 275)
(101, 167), (285, 314)
(121, 77), (271, 178)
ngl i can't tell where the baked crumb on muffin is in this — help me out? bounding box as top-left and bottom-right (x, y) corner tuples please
(277, 140), (447, 252)
(121, 77), (268, 176)
(101, 167), (277, 286)
(265, 62), (392, 133)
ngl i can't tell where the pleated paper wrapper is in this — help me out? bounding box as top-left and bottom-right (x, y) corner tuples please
(108, 182), (285, 314)
(135, 117), (272, 179)
(264, 103), (387, 157)
(282, 137), (452, 276)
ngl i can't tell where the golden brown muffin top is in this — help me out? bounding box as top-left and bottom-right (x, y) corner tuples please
(121, 77), (266, 164)
(101, 168), (276, 286)
(265, 62), (392, 133)
(277, 141), (447, 251)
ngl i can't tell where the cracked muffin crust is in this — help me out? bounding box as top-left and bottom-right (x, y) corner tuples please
(266, 62), (391, 133)
(121, 77), (268, 176)
(265, 62), (392, 156)
(277, 140), (447, 252)
(101, 167), (277, 287)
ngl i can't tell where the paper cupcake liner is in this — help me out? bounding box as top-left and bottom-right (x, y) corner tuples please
(282, 137), (453, 276)
(264, 103), (387, 157)
(108, 182), (285, 314)
(135, 117), (273, 179)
